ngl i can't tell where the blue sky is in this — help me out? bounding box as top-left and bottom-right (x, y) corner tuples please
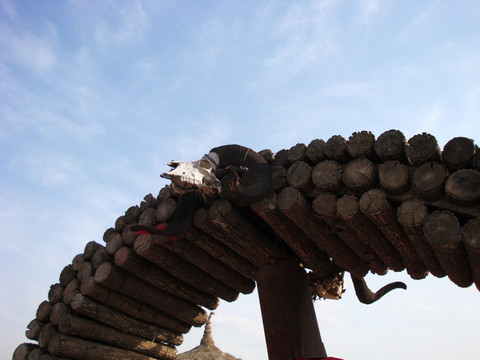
(1, 0), (479, 359)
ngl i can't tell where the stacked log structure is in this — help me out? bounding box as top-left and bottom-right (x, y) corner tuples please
(13, 130), (480, 359)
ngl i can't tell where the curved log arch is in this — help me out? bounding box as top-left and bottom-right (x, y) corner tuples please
(13, 130), (480, 360)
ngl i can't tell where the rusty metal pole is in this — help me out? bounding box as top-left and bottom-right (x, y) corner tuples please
(256, 259), (328, 360)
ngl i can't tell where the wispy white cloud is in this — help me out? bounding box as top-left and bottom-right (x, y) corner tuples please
(0, 0), (17, 20)
(12, 152), (81, 187)
(356, 0), (385, 25)
(70, 0), (149, 51)
(0, 20), (57, 73)
(163, 115), (234, 160)
(320, 81), (376, 98)
(262, 0), (338, 81)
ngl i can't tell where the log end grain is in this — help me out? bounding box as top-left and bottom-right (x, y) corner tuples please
(378, 160), (410, 195)
(311, 160), (343, 192)
(342, 158), (377, 193)
(286, 161), (312, 189)
(442, 136), (475, 169)
(312, 193), (337, 216)
(424, 211), (461, 247)
(346, 130), (376, 159)
(462, 218), (480, 250)
(374, 129), (407, 162)
(277, 187), (302, 211)
(306, 139), (326, 164)
(413, 162), (448, 201)
(325, 134), (351, 163)
(445, 169), (480, 205)
(406, 132), (441, 166)
(397, 199), (428, 229)
(287, 143), (307, 163)
(336, 195), (359, 218)
(12, 343), (38, 360)
(359, 189), (387, 216)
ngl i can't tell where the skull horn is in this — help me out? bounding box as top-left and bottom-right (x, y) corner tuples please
(351, 275), (407, 304)
(210, 144), (272, 206)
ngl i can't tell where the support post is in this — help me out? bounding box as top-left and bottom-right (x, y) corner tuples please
(256, 259), (328, 360)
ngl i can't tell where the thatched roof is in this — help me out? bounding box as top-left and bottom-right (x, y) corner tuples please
(177, 313), (241, 360)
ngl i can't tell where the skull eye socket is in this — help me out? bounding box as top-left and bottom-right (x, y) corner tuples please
(197, 159), (212, 170)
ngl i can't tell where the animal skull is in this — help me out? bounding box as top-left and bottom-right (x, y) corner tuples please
(161, 152), (220, 196)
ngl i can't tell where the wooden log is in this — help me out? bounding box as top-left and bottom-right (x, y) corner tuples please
(39, 354), (70, 360)
(442, 136), (476, 169)
(59, 265), (76, 287)
(138, 207), (157, 227)
(286, 161), (315, 195)
(144, 193), (160, 208)
(50, 303), (73, 326)
(48, 284), (64, 305)
(38, 323), (57, 349)
(103, 227), (117, 242)
(406, 133), (441, 166)
(181, 226), (259, 280)
(396, 199), (446, 278)
(122, 223), (139, 245)
(259, 148), (275, 163)
(312, 193), (388, 275)
(378, 160), (411, 195)
(115, 215), (127, 232)
(336, 195), (405, 271)
(251, 192), (334, 277)
(194, 199), (285, 267)
(475, 150), (480, 171)
(133, 234), (239, 302)
(71, 254), (84, 271)
(83, 241), (103, 260)
(445, 169), (480, 205)
(76, 261), (93, 284)
(94, 262), (207, 327)
(359, 189), (428, 279)
(114, 247), (220, 309)
(157, 186), (173, 201)
(424, 211), (473, 287)
(26, 319), (44, 340)
(374, 129), (407, 162)
(139, 200), (150, 212)
(155, 199), (176, 223)
(48, 333), (160, 360)
(277, 187), (368, 277)
(273, 149), (290, 167)
(413, 162), (448, 201)
(80, 276), (191, 334)
(325, 135), (352, 163)
(36, 301), (51, 322)
(26, 347), (43, 360)
(271, 164), (287, 192)
(162, 236), (256, 295)
(13, 343), (38, 360)
(461, 218), (480, 291)
(346, 131), (378, 161)
(105, 233), (123, 255)
(306, 139), (326, 164)
(70, 293), (183, 345)
(125, 205), (141, 222)
(91, 247), (112, 269)
(287, 143), (307, 163)
(62, 279), (80, 305)
(58, 313), (177, 359)
(311, 160), (343, 193)
(342, 158), (377, 194)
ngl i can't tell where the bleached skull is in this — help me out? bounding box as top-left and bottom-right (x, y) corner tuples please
(161, 152), (221, 196)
